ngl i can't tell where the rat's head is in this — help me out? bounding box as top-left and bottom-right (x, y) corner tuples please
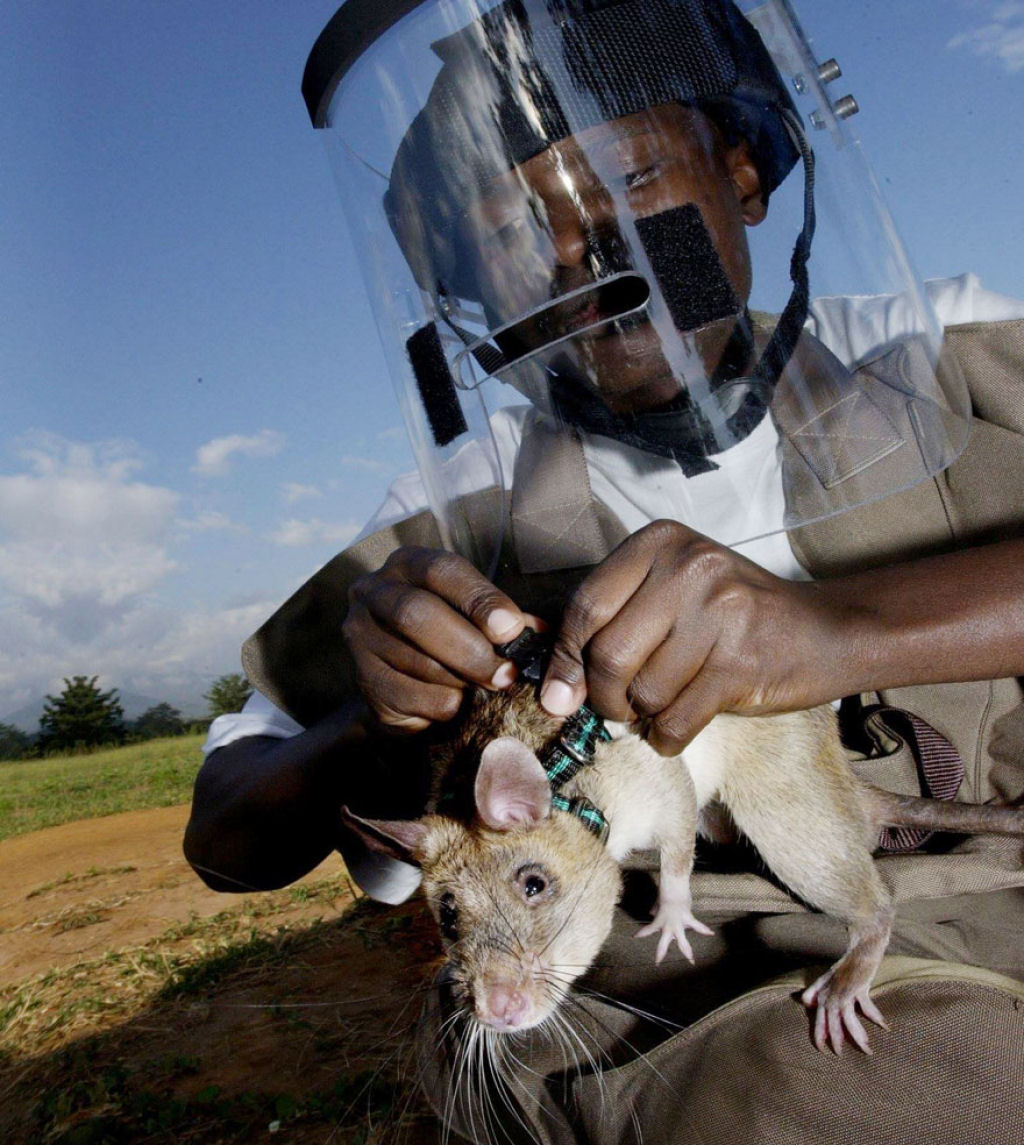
(343, 734), (621, 1033)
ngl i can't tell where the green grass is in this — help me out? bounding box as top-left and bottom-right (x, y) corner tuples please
(0, 734), (205, 841)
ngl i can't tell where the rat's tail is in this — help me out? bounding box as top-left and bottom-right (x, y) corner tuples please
(866, 787), (1024, 837)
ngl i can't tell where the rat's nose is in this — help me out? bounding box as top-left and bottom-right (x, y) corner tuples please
(478, 982), (531, 1030)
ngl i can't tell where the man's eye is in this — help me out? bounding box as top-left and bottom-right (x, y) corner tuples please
(625, 165), (661, 191)
(438, 892), (459, 939)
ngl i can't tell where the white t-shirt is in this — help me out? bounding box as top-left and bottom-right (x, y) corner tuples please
(202, 274), (1024, 901)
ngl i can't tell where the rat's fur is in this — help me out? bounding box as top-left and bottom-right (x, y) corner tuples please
(345, 682), (1024, 1054)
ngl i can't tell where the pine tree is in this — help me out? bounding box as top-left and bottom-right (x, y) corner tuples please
(204, 673), (253, 719)
(39, 676), (126, 751)
(133, 702), (185, 740)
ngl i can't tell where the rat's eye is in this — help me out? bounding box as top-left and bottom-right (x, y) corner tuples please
(515, 864), (554, 903)
(438, 892), (459, 940)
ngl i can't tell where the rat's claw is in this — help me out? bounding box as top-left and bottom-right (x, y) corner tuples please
(802, 971), (888, 1054)
(827, 1006), (845, 1056)
(858, 993), (889, 1030)
(659, 928), (687, 963)
(635, 904), (712, 964)
(842, 1006), (872, 1055)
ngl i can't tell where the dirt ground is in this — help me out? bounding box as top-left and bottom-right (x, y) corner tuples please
(0, 805), (351, 987)
(0, 805), (448, 1143)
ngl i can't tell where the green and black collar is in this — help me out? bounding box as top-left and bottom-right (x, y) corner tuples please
(497, 628), (611, 842)
(542, 702), (611, 841)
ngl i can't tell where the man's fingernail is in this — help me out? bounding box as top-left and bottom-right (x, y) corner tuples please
(490, 661), (517, 689)
(487, 609), (520, 640)
(540, 680), (576, 716)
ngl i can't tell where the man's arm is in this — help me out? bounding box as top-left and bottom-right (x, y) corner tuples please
(184, 700), (379, 892)
(186, 546), (534, 893)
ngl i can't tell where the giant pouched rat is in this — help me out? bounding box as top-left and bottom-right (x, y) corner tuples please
(343, 656), (1024, 1055)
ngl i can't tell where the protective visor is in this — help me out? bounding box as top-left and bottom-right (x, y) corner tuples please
(306, 0), (970, 577)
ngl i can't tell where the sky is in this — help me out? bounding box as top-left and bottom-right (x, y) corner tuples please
(1, 0), (1023, 722)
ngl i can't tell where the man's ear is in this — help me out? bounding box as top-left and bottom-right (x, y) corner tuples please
(726, 140), (767, 226)
(340, 805), (429, 866)
(475, 737), (552, 831)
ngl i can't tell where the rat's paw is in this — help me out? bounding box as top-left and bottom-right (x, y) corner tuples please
(635, 903), (713, 964)
(801, 970), (889, 1055)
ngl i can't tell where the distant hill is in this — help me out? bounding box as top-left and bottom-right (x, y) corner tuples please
(0, 690), (204, 735)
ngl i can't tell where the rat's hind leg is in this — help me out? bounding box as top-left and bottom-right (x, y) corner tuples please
(723, 774), (894, 1054)
(799, 904), (893, 1054)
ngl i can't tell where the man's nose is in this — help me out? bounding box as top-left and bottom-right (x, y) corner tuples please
(549, 184), (619, 269)
(553, 220), (631, 278)
(551, 218), (590, 268)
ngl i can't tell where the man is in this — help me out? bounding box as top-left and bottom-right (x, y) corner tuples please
(187, 1), (1024, 1139)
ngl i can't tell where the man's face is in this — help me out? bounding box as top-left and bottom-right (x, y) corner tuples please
(460, 104), (765, 414)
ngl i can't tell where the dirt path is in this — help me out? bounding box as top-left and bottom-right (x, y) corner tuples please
(0, 804), (352, 987)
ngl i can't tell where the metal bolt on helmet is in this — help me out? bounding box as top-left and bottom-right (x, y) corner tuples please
(304, 1), (969, 577)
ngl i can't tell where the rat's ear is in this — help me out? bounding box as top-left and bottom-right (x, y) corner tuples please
(340, 805), (429, 866)
(475, 736), (552, 831)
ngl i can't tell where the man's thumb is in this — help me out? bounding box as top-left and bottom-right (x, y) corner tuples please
(539, 643), (586, 717)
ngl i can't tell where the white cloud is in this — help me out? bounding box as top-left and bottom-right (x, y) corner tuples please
(281, 482), (322, 504)
(0, 542), (176, 612)
(0, 435), (180, 623)
(0, 432), (309, 719)
(949, 2), (1024, 71)
(267, 517), (362, 548)
(193, 429), (285, 477)
(177, 510), (248, 533)
(0, 433), (177, 544)
(0, 594), (277, 721)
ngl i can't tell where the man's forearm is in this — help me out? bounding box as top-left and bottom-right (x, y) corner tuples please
(818, 536), (1024, 698)
(184, 700), (378, 892)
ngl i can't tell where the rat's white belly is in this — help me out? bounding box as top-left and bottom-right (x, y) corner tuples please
(601, 718), (727, 811)
(680, 721), (732, 808)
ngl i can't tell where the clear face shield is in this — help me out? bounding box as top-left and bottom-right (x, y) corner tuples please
(306, 0), (970, 577)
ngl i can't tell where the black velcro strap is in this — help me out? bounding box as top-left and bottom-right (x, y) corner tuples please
(495, 626), (552, 683)
(634, 202), (740, 333)
(406, 322), (467, 447)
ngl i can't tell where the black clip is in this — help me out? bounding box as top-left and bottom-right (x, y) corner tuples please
(495, 626), (551, 683)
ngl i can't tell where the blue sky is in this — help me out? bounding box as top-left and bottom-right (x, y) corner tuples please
(1, 0), (1022, 720)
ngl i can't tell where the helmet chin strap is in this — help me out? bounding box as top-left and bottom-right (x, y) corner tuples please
(752, 108), (816, 391)
(547, 328), (775, 477)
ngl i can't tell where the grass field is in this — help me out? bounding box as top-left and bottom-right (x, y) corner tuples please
(0, 734), (205, 841)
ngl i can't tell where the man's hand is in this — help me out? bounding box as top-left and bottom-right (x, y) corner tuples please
(539, 522), (1024, 757)
(538, 520), (844, 755)
(344, 546), (534, 732)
